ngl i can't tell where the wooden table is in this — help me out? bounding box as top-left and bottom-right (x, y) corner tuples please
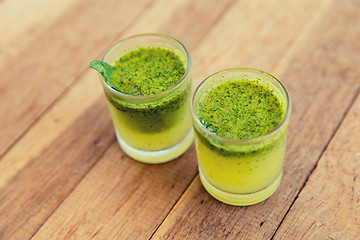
(1, 0), (359, 239)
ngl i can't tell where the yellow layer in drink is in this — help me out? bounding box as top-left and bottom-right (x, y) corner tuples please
(195, 128), (287, 194)
(108, 98), (192, 151)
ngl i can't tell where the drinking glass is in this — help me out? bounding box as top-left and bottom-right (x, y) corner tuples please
(191, 68), (291, 205)
(98, 33), (193, 164)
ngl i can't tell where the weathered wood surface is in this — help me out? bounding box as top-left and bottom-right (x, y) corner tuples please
(0, 0), (359, 239)
(274, 94), (360, 239)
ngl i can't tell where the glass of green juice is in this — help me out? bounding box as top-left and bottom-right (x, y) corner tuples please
(96, 33), (193, 164)
(191, 68), (291, 206)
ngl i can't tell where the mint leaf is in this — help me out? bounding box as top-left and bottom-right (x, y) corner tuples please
(89, 60), (116, 89)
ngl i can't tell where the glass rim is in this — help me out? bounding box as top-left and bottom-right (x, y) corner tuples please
(99, 33), (192, 100)
(190, 67), (292, 144)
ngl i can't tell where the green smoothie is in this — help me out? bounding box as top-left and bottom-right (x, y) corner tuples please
(104, 46), (192, 154)
(197, 79), (284, 140)
(110, 47), (185, 96)
(90, 34), (193, 164)
(192, 69), (291, 205)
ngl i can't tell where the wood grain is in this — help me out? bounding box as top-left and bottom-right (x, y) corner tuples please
(191, 0), (332, 85)
(0, 0), (151, 157)
(32, 144), (197, 239)
(0, 0), (75, 64)
(0, 0), (359, 239)
(0, 0), (152, 238)
(126, 0), (237, 51)
(273, 93), (360, 239)
(0, 0), (235, 239)
(0, 71), (103, 190)
(31, 0), (332, 238)
(0, 98), (115, 240)
(151, 0), (360, 239)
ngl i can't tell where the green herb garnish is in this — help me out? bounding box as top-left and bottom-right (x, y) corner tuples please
(89, 60), (116, 89)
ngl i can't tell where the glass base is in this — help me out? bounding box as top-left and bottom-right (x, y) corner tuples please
(115, 129), (194, 164)
(199, 170), (282, 206)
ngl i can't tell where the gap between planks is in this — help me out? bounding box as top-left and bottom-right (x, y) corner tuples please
(146, 2), (239, 238)
(0, 0), (153, 163)
(148, 0), (336, 238)
(270, 87), (360, 240)
(21, 1), (157, 238)
(0, 0), (155, 163)
(271, 0), (333, 76)
(148, 173), (200, 240)
(28, 135), (117, 240)
(1, 0), (239, 236)
(4, 0), (346, 238)
(27, 0), (238, 238)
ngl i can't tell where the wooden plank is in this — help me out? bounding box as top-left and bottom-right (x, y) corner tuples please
(0, 0), (236, 239)
(0, 0), (75, 64)
(190, 0), (332, 85)
(0, 71), (103, 190)
(0, 0), (190, 192)
(30, 0), (334, 239)
(0, 97), (115, 240)
(0, 0), (200, 192)
(0, 0), (151, 157)
(124, 0), (236, 50)
(151, 0), (360, 239)
(32, 143), (198, 239)
(0, 0), (151, 238)
(273, 93), (360, 239)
